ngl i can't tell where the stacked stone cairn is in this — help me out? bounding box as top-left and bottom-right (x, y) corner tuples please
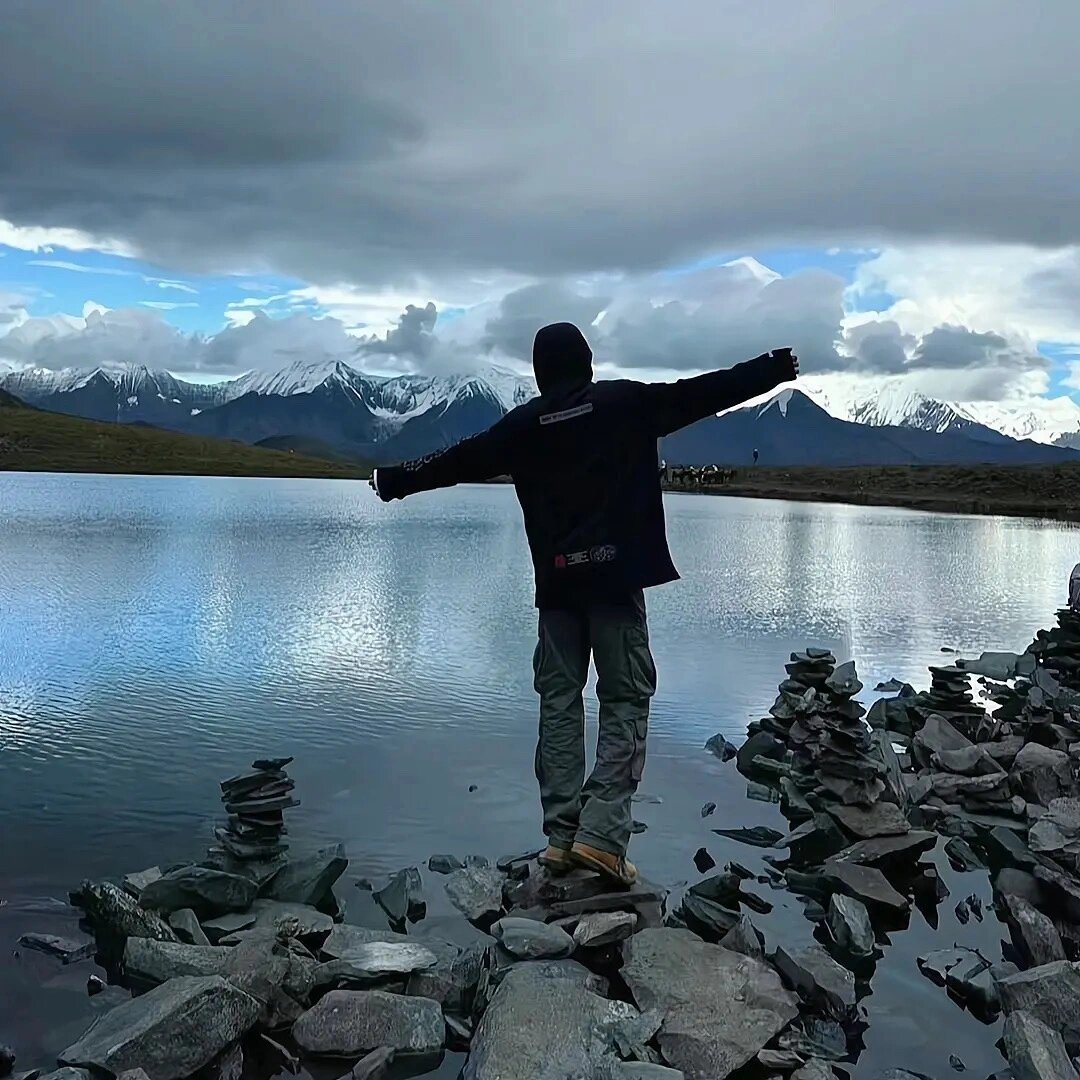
(1029, 607), (1080, 690)
(215, 756), (298, 861)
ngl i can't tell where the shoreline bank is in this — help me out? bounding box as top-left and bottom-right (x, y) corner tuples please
(664, 462), (1080, 523)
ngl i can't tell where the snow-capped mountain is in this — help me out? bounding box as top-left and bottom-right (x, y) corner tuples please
(801, 374), (1080, 447)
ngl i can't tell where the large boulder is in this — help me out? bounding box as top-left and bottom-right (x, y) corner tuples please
(408, 941), (486, 1014)
(463, 960), (637, 1080)
(1001, 894), (1066, 968)
(261, 844), (347, 907)
(445, 867), (506, 924)
(139, 867), (257, 918)
(313, 942), (438, 989)
(59, 975), (260, 1080)
(772, 944), (855, 1018)
(249, 899), (333, 940)
(1012, 744), (1073, 807)
(621, 928), (799, 1079)
(1003, 1010), (1079, 1080)
(123, 939), (228, 984)
(292, 990), (443, 1057)
(997, 961), (1080, 1030)
(491, 918), (573, 960)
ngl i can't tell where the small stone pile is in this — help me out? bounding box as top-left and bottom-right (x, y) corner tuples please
(1029, 607), (1080, 690)
(215, 757), (298, 861)
(770, 652), (886, 807)
(915, 665), (988, 741)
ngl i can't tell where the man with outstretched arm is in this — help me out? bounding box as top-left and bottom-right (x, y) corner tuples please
(371, 322), (798, 885)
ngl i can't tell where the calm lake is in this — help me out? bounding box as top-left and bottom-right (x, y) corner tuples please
(1, 473), (1078, 1076)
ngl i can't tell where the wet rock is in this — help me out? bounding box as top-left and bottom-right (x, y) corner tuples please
(139, 867), (257, 918)
(712, 825), (784, 848)
(701, 802), (716, 818)
(293, 989), (444, 1057)
(913, 716), (973, 767)
(705, 733), (738, 761)
(791, 1063), (835, 1080)
(997, 960), (1080, 1031)
(123, 938), (228, 984)
(428, 854), (464, 875)
(373, 867), (425, 926)
(1033, 863), (1080, 922)
(822, 859), (909, 914)
(678, 893), (741, 941)
(949, 1054), (965, 1072)
(463, 960), (636, 1079)
(1013, 744), (1074, 807)
(573, 911), (637, 948)
(1003, 1010), (1079, 1080)
(934, 745), (1006, 776)
(250, 899), (333, 940)
(313, 942), (438, 988)
(776, 1019), (847, 1061)
(746, 781), (780, 803)
(16, 933), (95, 964)
(833, 831), (937, 870)
(693, 847), (716, 873)
(875, 678), (907, 692)
(122, 867), (163, 899)
(348, 1047), (395, 1080)
(1002, 894), (1066, 968)
(773, 944), (856, 1018)
(262, 844), (347, 907)
(718, 914), (765, 960)
(826, 801), (910, 839)
(201, 912), (257, 943)
(779, 815), (849, 863)
(621, 928), (799, 1079)
(827, 894), (875, 958)
(543, 878), (668, 920)
(737, 731), (786, 777)
(492, 917), (573, 960)
(59, 975), (260, 1080)
(945, 836), (986, 871)
(445, 866), (506, 924)
(86, 974), (106, 996)
(167, 909), (209, 946)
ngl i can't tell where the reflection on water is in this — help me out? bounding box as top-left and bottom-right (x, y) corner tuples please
(1, 473), (1077, 1073)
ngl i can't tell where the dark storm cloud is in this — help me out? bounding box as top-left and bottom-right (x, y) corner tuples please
(0, 1), (1078, 286)
(361, 302), (438, 358)
(482, 283), (610, 360)
(911, 325), (1044, 373)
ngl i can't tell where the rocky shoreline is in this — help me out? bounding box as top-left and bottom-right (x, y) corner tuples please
(7, 612), (1080, 1079)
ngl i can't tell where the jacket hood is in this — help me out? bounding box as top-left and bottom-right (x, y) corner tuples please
(532, 322), (593, 395)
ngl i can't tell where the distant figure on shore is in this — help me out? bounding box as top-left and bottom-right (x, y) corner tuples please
(753, 447), (759, 465)
(371, 323), (798, 884)
(1070, 563), (1080, 610)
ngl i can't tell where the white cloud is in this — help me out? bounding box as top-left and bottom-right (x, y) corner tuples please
(27, 258), (135, 276)
(223, 309), (256, 328)
(0, 219), (135, 257)
(140, 300), (198, 310)
(150, 278), (198, 294)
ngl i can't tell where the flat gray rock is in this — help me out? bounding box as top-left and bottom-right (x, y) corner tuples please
(1003, 1009), (1079, 1080)
(445, 866), (505, 923)
(792, 1063), (835, 1080)
(201, 912), (257, 943)
(262, 844), (347, 907)
(167, 909), (210, 947)
(621, 928), (799, 1079)
(59, 975), (260, 1080)
(913, 715), (972, 766)
(827, 894), (875, 958)
(463, 960), (637, 1080)
(718, 914), (764, 960)
(1013, 744), (1073, 808)
(349, 1047), (395, 1080)
(1002, 894), (1066, 968)
(122, 867), (163, 899)
(822, 859), (909, 914)
(123, 938), (228, 984)
(574, 911), (638, 948)
(139, 867), (257, 918)
(16, 933), (95, 965)
(834, 831), (937, 869)
(428, 854), (464, 875)
(826, 802), (910, 839)
(313, 942), (438, 987)
(292, 989), (444, 1056)
(997, 961), (1080, 1029)
(492, 917), (573, 960)
(250, 899), (333, 938)
(773, 944), (856, 1018)
(934, 745), (1005, 776)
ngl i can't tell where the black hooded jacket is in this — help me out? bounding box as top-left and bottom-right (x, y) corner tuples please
(375, 323), (794, 608)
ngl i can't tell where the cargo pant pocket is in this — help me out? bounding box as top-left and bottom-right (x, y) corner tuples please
(630, 717), (648, 783)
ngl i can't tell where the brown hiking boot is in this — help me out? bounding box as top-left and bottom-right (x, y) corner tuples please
(571, 842), (638, 886)
(537, 845), (573, 874)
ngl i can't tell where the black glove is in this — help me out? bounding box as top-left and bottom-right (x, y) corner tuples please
(767, 347), (799, 383)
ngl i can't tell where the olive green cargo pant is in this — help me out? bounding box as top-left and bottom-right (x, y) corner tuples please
(533, 590), (657, 857)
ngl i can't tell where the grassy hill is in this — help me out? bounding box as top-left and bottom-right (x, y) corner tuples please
(671, 462), (1080, 521)
(0, 393), (371, 479)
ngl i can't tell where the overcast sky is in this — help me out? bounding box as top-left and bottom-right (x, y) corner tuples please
(1, 0), (1079, 402)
